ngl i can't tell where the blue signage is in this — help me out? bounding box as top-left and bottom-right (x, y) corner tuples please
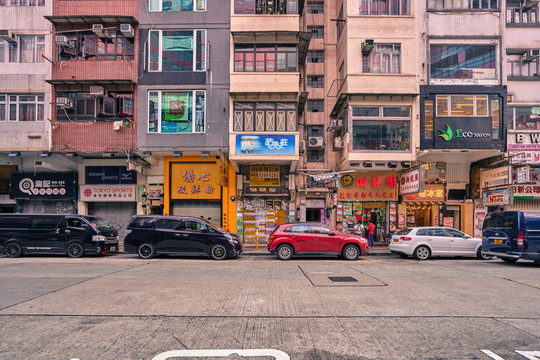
(85, 166), (137, 185)
(235, 134), (296, 155)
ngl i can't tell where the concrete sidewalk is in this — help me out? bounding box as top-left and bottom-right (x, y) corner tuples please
(241, 243), (392, 256)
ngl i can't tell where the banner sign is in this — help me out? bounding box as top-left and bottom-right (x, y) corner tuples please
(85, 166), (137, 185)
(510, 151), (540, 165)
(481, 166), (511, 189)
(482, 188), (511, 206)
(250, 166), (280, 186)
(10, 172), (75, 199)
(399, 168), (426, 195)
(402, 183), (445, 202)
(236, 134), (295, 155)
(434, 118), (493, 149)
(170, 162), (221, 200)
(516, 166), (530, 184)
(338, 172), (397, 201)
(507, 132), (540, 150)
(80, 185), (136, 202)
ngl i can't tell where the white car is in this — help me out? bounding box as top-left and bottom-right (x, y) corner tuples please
(389, 227), (491, 260)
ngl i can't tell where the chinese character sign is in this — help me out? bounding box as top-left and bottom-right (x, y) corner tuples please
(338, 172), (397, 201)
(170, 163), (220, 200)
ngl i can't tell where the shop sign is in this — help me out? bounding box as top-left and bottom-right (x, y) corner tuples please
(80, 185), (136, 202)
(434, 118), (493, 149)
(481, 166), (511, 188)
(170, 163), (220, 200)
(10, 172), (75, 199)
(305, 198), (325, 208)
(512, 180), (540, 199)
(250, 166), (280, 186)
(217, 160), (228, 186)
(510, 151), (540, 165)
(399, 168), (425, 195)
(85, 166), (137, 185)
(362, 202), (387, 209)
(516, 166), (530, 184)
(482, 188), (510, 206)
(443, 217), (454, 228)
(402, 183), (445, 202)
(338, 172), (397, 201)
(236, 134), (295, 155)
(507, 132), (540, 150)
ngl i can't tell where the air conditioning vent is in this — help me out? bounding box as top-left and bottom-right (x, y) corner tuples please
(92, 24), (108, 38)
(0, 30), (18, 43)
(56, 97), (73, 109)
(522, 49), (539, 62)
(362, 39), (374, 53)
(120, 24), (134, 38)
(308, 136), (324, 148)
(90, 86), (106, 97)
(55, 35), (71, 47)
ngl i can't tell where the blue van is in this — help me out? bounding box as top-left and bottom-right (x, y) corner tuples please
(482, 211), (540, 263)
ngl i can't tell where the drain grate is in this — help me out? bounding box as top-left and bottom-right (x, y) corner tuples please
(328, 276), (358, 282)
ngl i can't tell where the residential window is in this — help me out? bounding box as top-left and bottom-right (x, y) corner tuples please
(233, 102), (297, 132)
(436, 95), (490, 117)
(148, 90), (205, 133)
(359, 0), (410, 15)
(57, 32), (134, 62)
(430, 44), (496, 80)
(507, 1), (538, 24)
(352, 106), (411, 151)
(506, 106), (540, 130)
(307, 99), (324, 112)
(307, 75), (324, 88)
(0, 36), (44, 63)
(150, 0), (205, 12)
(428, 0), (498, 10)
(234, 44), (297, 72)
(0, 94), (44, 122)
(56, 92), (134, 122)
(149, 30), (206, 72)
(6, 0), (44, 5)
(307, 1), (323, 13)
(307, 149), (324, 162)
(234, 0), (298, 14)
(363, 44), (400, 73)
(507, 52), (539, 77)
(308, 26), (324, 39)
(424, 100), (434, 139)
(307, 50), (324, 63)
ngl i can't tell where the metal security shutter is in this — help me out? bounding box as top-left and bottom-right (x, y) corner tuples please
(88, 202), (137, 242)
(507, 199), (540, 210)
(172, 200), (222, 227)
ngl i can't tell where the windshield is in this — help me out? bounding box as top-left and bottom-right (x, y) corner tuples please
(83, 216), (115, 229)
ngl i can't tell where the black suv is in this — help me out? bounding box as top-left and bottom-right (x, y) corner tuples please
(124, 215), (242, 260)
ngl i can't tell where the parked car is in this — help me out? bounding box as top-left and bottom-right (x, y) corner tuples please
(267, 222), (369, 261)
(123, 215), (242, 260)
(389, 226), (490, 260)
(0, 214), (119, 258)
(482, 211), (540, 263)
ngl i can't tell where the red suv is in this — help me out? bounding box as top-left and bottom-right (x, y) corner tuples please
(267, 222), (369, 260)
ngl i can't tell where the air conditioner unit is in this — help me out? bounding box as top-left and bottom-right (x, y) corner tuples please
(523, 0), (539, 11)
(120, 24), (134, 38)
(362, 39), (375, 53)
(55, 35), (71, 47)
(522, 49), (540, 62)
(334, 136), (343, 149)
(56, 97), (73, 109)
(0, 30), (18, 43)
(308, 136), (324, 148)
(92, 24), (108, 38)
(90, 86), (106, 97)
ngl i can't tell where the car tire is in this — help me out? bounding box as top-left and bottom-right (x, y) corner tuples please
(210, 244), (228, 260)
(66, 242), (84, 258)
(5, 242), (22, 258)
(276, 244), (293, 261)
(413, 245), (430, 260)
(477, 248), (492, 260)
(138, 243), (155, 259)
(342, 244), (359, 261)
(501, 257), (518, 263)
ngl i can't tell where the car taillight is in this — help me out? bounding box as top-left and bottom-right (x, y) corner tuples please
(517, 232), (524, 247)
(400, 237), (412, 241)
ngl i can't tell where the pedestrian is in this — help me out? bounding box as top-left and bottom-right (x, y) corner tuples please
(354, 220), (365, 237)
(367, 221), (375, 247)
(207, 217), (213, 224)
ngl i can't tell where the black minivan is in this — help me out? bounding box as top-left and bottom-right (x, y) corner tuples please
(124, 215), (243, 260)
(0, 214), (119, 258)
(482, 211), (540, 263)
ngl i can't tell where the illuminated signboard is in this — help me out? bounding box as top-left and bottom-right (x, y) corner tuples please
(338, 172), (397, 201)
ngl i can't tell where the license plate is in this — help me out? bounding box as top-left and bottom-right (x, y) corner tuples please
(110, 246), (116, 251)
(393, 239), (399, 242)
(493, 239), (503, 245)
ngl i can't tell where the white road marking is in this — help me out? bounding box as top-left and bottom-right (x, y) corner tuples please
(481, 350), (506, 360)
(515, 351), (540, 360)
(151, 349), (290, 360)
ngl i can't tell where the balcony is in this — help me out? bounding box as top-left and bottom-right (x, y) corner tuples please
(231, 72), (301, 94)
(50, 0), (137, 18)
(232, 0), (305, 32)
(50, 60), (137, 83)
(333, 73), (418, 98)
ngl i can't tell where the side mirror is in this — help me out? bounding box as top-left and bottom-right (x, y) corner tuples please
(328, 230), (338, 236)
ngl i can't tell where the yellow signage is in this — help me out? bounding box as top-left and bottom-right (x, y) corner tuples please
(250, 166), (280, 186)
(170, 162), (221, 200)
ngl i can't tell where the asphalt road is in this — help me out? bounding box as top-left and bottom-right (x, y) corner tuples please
(0, 253), (538, 360)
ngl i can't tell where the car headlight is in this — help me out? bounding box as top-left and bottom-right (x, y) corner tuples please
(359, 238), (368, 244)
(92, 235), (106, 242)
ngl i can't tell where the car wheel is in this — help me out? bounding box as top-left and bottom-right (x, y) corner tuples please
(477, 248), (492, 260)
(210, 244), (228, 260)
(501, 257), (518, 263)
(342, 244), (359, 261)
(414, 245), (430, 260)
(67, 242), (84, 258)
(277, 244), (293, 261)
(5, 242), (22, 258)
(138, 243), (155, 259)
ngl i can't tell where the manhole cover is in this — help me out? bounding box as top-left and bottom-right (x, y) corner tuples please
(328, 276), (358, 282)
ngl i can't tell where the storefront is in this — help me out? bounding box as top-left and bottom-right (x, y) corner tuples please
(337, 172), (397, 243)
(10, 172), (76, 213)
(0, 165), (16, 213)
(402, 183), (445, 228)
